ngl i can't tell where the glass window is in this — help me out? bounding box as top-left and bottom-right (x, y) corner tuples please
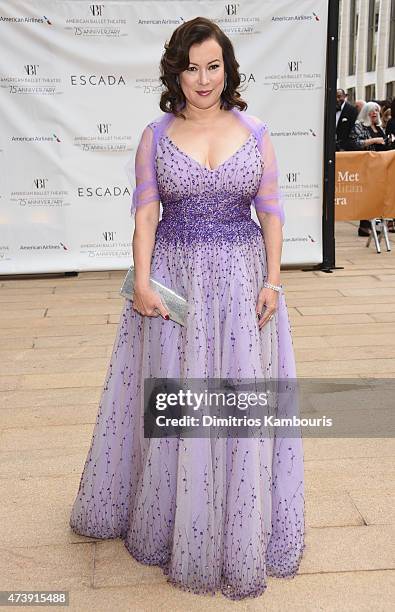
(347, 87), (356, 103)
(348, 0), (358, 75)
(338, 0), (343, 36)
(389, 0), (395, 67)
(367, 0), (379, 72)
(386, 81), (395, 99)
(365, 84), (376, 100)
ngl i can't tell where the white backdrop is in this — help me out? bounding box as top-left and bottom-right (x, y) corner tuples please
(0, 0), (329, 274)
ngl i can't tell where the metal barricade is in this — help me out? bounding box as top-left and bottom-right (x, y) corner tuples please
(366, 218), (392, 253)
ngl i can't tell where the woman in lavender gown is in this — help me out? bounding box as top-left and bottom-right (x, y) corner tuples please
(69, 17), (305, 600)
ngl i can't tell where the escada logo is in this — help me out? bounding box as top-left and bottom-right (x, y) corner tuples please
(288, 60), (302, 72)
(239, 72), (255, 84)
(77, 186), (130, 197)
(90, 4), (104, 16)
(70, 75), (126, 86)
(225, 4), (239, 15)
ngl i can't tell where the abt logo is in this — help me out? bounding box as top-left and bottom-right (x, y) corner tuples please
(286, 172), (300, 183)
(225, 4), (239, 15)
(34, 178), (48, 189)
(90, 4), (104, 16)
(103, 231), (116, 241)
(25, 64), (39, 76)
(98, 123), (111, 134)
(288, 60), (302, 72)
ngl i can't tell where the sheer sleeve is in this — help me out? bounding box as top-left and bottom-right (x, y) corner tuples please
(125, 123), (160, 216)
(253, 123), (285, 226)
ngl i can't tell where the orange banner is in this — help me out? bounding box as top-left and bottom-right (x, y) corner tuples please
(335, 150), (395, 220)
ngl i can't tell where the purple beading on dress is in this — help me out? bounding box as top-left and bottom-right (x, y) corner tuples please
(69, 107), (306, 600)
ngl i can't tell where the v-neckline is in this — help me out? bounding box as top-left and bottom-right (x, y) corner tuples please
(163, 132), (253, 173)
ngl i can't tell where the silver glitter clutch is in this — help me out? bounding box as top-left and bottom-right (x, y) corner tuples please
(120, 265), (191, 327)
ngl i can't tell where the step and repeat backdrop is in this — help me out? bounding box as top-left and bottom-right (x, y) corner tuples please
(0, 0), (329, 273)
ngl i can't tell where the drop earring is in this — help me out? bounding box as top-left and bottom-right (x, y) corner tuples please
(223, 73), (227, 92)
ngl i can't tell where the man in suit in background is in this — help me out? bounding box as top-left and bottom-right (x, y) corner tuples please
(336, 88), (358, 151)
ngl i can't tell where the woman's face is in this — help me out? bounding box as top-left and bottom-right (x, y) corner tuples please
(368, 107), (380, 124)
(179, 37), (225, 110)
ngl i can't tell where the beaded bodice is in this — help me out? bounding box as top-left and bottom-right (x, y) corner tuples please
(156, 132), (263, 224)
(130, 107), (285, 227)
(153, 128), (265, 246)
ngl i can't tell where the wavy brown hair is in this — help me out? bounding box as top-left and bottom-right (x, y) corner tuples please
(159, 17), (247, 118)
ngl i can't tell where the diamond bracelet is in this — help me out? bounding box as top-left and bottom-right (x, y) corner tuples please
(263, 281), (282, 292)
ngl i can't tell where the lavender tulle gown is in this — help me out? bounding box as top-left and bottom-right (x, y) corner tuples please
(69, 108), (306, 600)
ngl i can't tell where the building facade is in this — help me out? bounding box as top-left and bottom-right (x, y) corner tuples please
(337, 0), (395, 101)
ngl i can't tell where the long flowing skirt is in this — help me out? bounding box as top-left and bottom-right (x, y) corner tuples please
(69, 220), (305, 600)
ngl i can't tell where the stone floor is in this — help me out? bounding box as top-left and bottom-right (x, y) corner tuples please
(0, 221), (394, 611)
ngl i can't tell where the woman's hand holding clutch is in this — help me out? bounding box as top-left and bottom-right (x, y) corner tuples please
(132, 285), (170, 320)
(256, 286), (279, 330)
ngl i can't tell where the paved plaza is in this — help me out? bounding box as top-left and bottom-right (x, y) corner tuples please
(0, 221), (394, 611)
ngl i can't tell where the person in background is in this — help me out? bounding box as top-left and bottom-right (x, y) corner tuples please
(349, 100), (388, 150)
(381, 107), (392, 131)
(348, 101), (388, 236)
(354, 99), (366, 114)
(385, 98), (395, 138)
(335, 88), (358, 151)
(375, 98), (390, 113)
(367, 99), (395, 232)
(383, 98), (392, 111)
(384, 98), (395, 232)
